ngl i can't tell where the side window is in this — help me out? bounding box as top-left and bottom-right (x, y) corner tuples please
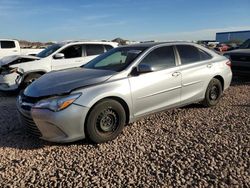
(177, 45), (211, 65)
(86, 44), (104, 56)
(140, 46), (176, 71)
(1, 41), (16, 49)
(199, 48), (212, 61)
(104, 45), (113, 52)
(60, 45), (82, 59)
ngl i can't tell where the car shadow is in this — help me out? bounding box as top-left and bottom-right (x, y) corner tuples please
(0, 124), (94, 150)
(0, 89), (96, 149)
(180, 103), (205, 109)
(0, 102), (93, 150)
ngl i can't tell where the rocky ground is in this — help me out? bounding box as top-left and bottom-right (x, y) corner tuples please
(0, 78), (249, 187)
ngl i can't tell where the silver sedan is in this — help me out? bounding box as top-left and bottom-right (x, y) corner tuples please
(17, 42), (232, 143)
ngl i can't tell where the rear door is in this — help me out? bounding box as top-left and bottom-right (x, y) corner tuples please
(129, 46), (181, 117)
(51, 44), (84, 70)
(176, 45), (214, 104)
(0, 40), (19, 58)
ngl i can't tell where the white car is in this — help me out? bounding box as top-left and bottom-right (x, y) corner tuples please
(0, 39), (43, 58)
(0, 41), (118, 91)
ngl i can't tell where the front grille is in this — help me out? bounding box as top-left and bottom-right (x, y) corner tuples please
(21, 93), (41, 104)
(19, 112), (42, 137)
(18, 92), (43, 137)
(231, 55), (250, 62)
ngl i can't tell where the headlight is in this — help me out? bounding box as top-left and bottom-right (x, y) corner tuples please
(33, 93), (81, 112)
(1, 67), (24, 75)
(10, 68), (24, 75)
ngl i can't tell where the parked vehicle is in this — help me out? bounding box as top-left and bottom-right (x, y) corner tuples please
(17, 42), (232, 143)
(0, 41), (118, 91)
(0, 39), (43, 58)
(214, 43), (231, 52)
(224, 40), (250, 77)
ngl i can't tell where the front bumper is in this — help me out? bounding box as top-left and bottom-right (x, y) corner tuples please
(0, 72), (22, 91)
(17, 98), (90, 143)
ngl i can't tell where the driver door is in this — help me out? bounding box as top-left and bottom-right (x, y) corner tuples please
(51, 44), (85, 70)
(129, 46), (181, 117)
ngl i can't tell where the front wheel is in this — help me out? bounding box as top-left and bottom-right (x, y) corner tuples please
(86, 99), (126, 143)
(21, 73), (42, 88)
(202, 78), (222, 107)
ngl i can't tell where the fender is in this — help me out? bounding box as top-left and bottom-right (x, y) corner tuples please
(73, 78), (134, 120)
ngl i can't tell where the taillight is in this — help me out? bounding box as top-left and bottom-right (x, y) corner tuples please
(226, 60), (231, 67)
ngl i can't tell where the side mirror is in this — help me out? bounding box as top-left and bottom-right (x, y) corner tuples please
(137, 64), (154, 74)
(131, 64), (154, 76)
(53, 53), (65, 59)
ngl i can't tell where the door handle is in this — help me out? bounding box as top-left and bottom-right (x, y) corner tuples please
(13, 50), (18, 52)
(207, 63), (213, 68)
(75, 60), (82, 62)
(172, 72), (181, 77)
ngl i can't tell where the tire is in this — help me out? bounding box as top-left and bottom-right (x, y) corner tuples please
(86, 99), (126, 143)
(22, 73), (42, 88)
(202, 78), (222, 107)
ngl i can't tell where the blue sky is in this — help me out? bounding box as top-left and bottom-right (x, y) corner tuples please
(0, 0), (250, 42)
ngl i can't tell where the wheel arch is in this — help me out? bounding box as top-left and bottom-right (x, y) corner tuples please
(85, 96), (130, 127)
(22, 70), (47, 81)
(213, 75), (224, 90)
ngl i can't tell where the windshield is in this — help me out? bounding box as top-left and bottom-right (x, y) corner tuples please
(83, 47), (146, 71)
(36, 44), (63, 58)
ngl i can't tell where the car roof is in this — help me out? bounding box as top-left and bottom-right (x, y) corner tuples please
(122, 41), (194, 48)
(0, 39), (18, 42)
(58, 41), (118, 47)
(119, 41), (219, 57)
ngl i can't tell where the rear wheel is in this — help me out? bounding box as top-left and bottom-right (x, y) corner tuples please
(202, 78), (222, 107)
(86, 99), (126, 143)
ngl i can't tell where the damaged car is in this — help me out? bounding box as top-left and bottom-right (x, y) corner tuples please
(0, 41), (118, 91)
(0, 55), (40, 90)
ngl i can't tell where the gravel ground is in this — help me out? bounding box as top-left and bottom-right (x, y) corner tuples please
(0, 78), (249, 187)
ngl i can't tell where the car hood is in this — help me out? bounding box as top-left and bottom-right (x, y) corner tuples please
(24, 68), (116, 98)
(0, 55), (41, 67)
(224, 49), (250, 56)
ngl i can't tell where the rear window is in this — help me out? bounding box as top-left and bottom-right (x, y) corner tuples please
(1, 41), (16, 49)
(176, 45), (212, 65)
(86, 44), (105, 56)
